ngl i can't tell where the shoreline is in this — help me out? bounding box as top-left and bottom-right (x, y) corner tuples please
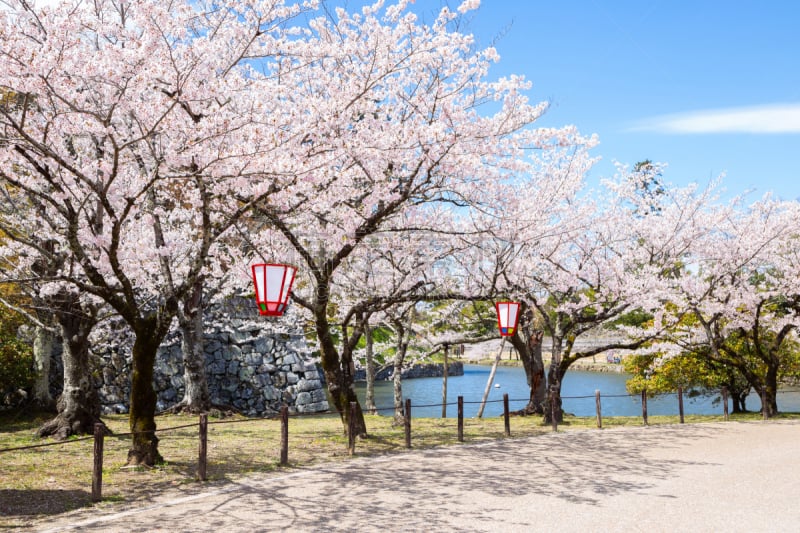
(468, 358), (625, 373)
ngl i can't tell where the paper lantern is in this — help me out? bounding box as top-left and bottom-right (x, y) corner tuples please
(495, 301), (520, 337)
(251, 263), (296, 316)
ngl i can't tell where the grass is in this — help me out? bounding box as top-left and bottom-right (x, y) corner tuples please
(1, 408), (798, 528)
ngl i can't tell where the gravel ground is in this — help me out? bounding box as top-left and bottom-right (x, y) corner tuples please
(34, 420), (800, 532)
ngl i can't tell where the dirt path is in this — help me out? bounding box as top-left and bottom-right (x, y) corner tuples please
(36, 420), (800, 532)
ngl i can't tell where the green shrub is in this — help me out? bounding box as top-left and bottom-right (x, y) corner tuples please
(0, 306), (34, 396)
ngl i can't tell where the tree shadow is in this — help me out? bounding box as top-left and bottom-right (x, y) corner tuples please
(46, 423), (743, 532)
(0, 489), (91, 517)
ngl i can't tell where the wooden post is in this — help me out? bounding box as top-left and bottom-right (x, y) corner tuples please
(457, 396), (464, 442)
(641, 389), (648, 425)
(348, 402), (357, 456)
(91, 423), (104, 502)
(280, 406), (289, 466)
(761, 388), (768, 420)
(404, 398), (412, 449)
(721, 387), (729, 421)
(441, 344), (449, 418)
(198, 414), (208, 481)
(595, 390), (602, 429)
(678, 386), (685, 424)
(503, 393), (510, 436)
(550, 386), (558, 432)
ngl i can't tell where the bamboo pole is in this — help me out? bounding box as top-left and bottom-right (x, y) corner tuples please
(477, 338), (506, 418)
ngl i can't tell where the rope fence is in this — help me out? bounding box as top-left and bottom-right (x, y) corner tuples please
(0, 385), (794, 502)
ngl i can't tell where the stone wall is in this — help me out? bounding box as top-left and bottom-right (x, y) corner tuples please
(91, 296), (329, 416)
(354, 361), (464, 381)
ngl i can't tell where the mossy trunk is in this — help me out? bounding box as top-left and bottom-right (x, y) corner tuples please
(763, 364), (780, 417)
(315, 301), (366, 438)
(127, 320), (164, 466)
(543, 335), (565, 424)
(392, 353), (404, 424)
(37, 301), (104, 439)
(510, 330), (546, 415)
(174, 281), (209, 413)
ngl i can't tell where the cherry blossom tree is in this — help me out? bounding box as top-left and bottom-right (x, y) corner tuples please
(244, 1), (596, 435)
(0, 0), (309, 463)
(654, 196), (800, 416)
(489, 163), (715, 421)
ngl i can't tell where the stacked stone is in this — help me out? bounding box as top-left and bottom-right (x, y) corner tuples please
(353, 361), (464, 381)
(87, 296), (329, 416)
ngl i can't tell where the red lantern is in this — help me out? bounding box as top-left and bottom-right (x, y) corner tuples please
(495, 301), (520, 337)
(251, 263), (296, 316)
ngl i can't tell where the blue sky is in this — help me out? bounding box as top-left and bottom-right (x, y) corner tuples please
(26, 0), (799, 199)
(454, 1), (800, 200)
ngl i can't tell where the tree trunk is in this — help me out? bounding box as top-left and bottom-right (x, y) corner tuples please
(391, 314), (413, 425)
(763, 364), (780, 417)
(315, 299), (367, 438)
(392, 350), (404, 425)
(544, 364), (565, 424)
(31, 324), (56, 411)
(543, 335), (565, 423)
(441, 344), (448, 418)
(364, 321), (377, 415)
(727, 377), (749, 413)
(731, 390), (747, 413)
(127, 318), (164, 466)
(37, 298), (104, 439)
(174, 281), (209, 413)
(510, 330), (546, 414)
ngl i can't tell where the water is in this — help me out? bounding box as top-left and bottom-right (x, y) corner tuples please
(355, 364), (800, 418)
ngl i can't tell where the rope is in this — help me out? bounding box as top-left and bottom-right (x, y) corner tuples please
(0, 435), (94, 454)
(3, 385), (797, 454)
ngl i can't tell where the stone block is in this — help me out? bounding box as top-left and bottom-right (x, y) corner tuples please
(223, 344), (242, 361)
(259, 363), (277, 373)
(303, 401), (329, 413)
(311, 389), (327, 403)
(205, 340), (222, 353)
(253, 337), (273, 354)
(228, 329), (249, 345)
(262, 387), (276, 401)
(297, 379), (320, 392)
(209, 360), (226, 375)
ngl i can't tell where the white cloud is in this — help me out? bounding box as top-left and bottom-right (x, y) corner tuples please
(631, 103), (800, 134)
